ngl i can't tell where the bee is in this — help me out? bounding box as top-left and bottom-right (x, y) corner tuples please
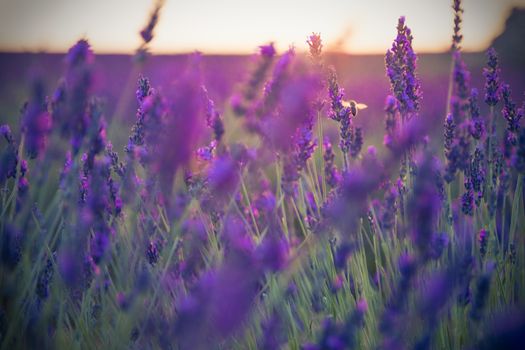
(342, 100), (368, 116)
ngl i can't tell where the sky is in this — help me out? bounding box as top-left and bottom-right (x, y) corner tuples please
(0, 0), (524, 54)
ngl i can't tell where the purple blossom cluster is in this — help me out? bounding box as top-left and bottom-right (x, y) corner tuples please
(385, 16), (421, 118)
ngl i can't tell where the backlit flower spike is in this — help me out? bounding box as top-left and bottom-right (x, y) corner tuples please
(385, 16), (421, 118)
(307, 32), (323, 66)
(452, 0), (464, 50)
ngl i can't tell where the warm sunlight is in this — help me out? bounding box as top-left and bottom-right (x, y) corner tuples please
(1, 0), (524, 53)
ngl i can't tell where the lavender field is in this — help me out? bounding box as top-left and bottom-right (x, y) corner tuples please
(1, 1), (525, 349)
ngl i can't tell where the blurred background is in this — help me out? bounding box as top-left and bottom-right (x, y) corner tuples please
(0, 0), (524, 149)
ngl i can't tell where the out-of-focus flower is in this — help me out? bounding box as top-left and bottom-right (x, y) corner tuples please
(174, 218), (262, 349)
(259, 43), (276, 58)
(304, 298), (367, 350)
(1, 224), (23, 270)
(52, 39), (94, 154)
(0, 125), (18, 184)
(384, 95), (399, 149)
(451, 51), (470, 124)
(232, 43), (276, 116)
(153, 58), (206, 196)
(470, 262), (495, 321)
(350, 126), (363, 158)
(307, 32), (323, 66)
(256, 231), (288, 272)
(139, 0), (163, 44)
(22, 78), (52, 159)
(472, 309), (525, 350)
(263, 67), (320, 152)
(208, 154), (239, 200)
(408, 153), (442, 260)
(514, 127), (525, 173)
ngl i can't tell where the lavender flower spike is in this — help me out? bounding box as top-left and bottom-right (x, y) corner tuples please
(483, 47), (501, 106)
(452, 0), (464, 50)
(385, 16), (421, 117)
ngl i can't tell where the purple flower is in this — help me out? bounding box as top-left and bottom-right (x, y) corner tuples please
(154, 58), (205, 196)
(326, 67), (351, 122)
(470, 262), (495, 321)
(514, 127), (525, 173)
(232, 43), (276, 117)
(444, 114), (461, 182)
(332, 241), (354, 271)
(90, 230), (111, 265)
(473, 309), (525, 349)
(208, 154), (239, 200)
(58, 250), (93, 291)
(174, 219), (262, 348)
(323, 139), (340, 188)
(201, 86), (224, 142)
(36, 254), (55, 300)
(451, 51), (471, 124)
(408, 153), (442, 259)
(478, 229), (488, 258)
(22, 78), (52, 159)
(259, 312), (286, 350)
(281, 118), (317, 195)
(444, 114), (456, 153)
(59, 151), (72, 190)
(139, 0), (162, 44)
(384, 95), (399, 149)
(350, 126), (363, 158)
(259, 43), (276, 58)
(135, 75), (152, 104)
(17, 159), (29, 200)
(469, 147), (486, 204)
(379, 183), (398, 232)
(501, 84), (522, 134)
(53, 39), (94, 154)
(0, 125), (18, 184)
(256, 232), (288, 272)
(483, 47), (501, 106)
(263, 67), (320, 152)
(307, 33), (323, 65)
(385, 16), (421, 117)
(1, 224), (23, 270)
(469, 88), (485, 140)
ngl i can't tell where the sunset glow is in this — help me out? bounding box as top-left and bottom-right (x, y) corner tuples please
(1, 0), (524, 54)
